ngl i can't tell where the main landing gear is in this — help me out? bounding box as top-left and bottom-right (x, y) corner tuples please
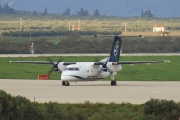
(110, 72), (117, 86)
(111, 80), (117, 86)
(62, 81), (70, 86)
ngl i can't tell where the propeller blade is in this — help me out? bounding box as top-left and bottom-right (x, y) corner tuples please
(48, 67), (54, 75)
(46, 57), (63, 75)
(46, 57), (54, 64)
(57, 56), (63, 63)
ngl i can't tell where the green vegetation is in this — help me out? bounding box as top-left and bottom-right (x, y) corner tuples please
(0, 89), (179, 120)
(0, 56), (179, 80)
(144, 99), (180, 120)
(0, 13), (180, 33)
(0, 33), (180, 54)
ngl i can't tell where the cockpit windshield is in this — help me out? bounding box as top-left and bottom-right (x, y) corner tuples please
(64, 68), (68, 71)
(64, 67), (79, 71)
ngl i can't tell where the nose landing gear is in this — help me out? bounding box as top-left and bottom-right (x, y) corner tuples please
(62, 81), (70, 86)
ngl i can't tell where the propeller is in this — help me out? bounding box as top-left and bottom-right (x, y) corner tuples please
(97, 58), (109, 76)
(102, 60), (108, 71)
(46, 57), (63, 75)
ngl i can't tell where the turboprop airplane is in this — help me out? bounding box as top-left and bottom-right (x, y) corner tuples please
(10, 35), (170, 86)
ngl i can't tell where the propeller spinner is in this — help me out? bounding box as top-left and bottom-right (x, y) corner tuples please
(46, 57), (63, 75)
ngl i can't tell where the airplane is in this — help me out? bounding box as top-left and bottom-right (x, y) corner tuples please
(10, 35), (170, 86)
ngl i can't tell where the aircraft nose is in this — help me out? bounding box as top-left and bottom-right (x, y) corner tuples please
(61, 75), (72, 80)
(61, 71), (70, 80)
(61, 71), (75, 81)
(61, 71), (82, 81)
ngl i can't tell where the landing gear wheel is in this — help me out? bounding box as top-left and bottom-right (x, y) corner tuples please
(62, 81), (70, 86)
(111, 81), (113, 86)
(67, 82), (70, 86)
(111, 80), (117, 86)
(62, 81), (66, 86)
(114, 81), (117, 86)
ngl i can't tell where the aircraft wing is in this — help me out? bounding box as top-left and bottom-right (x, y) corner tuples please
(94, 60), (170, 65)
(10, 61), (54, 64)
(112, 60), (170, 65)
(10, 61), (76, 65)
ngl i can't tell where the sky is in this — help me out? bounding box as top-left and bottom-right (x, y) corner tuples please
(0, 0), (180, 18)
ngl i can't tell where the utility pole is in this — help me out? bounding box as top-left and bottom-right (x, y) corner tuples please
(20, 18), (22, 31)
(137, 20), (139, 32)
(78, 20), (81, 30)
(125, 22), (127, 35)
(69, 21), (71, 31)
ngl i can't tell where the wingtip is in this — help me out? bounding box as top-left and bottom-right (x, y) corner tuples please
(164, 60), (171, 62)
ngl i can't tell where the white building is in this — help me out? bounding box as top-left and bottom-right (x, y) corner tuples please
(153, 24), (165, 32)
(72, 25), (81, 31)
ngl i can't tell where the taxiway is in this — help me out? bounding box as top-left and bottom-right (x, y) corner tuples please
(0, 79), (179, 104)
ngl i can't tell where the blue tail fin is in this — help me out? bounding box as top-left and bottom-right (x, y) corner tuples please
(109, 36), (122, 62)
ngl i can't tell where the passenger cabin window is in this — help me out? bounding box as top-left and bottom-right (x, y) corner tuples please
(68, 68), (74, 71)
(75, 68), (79, 71)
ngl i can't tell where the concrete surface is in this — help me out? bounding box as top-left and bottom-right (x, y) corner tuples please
(0, 79), (179, 104)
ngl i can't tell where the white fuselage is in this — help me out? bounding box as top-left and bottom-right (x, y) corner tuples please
(61, 62), (122, 82)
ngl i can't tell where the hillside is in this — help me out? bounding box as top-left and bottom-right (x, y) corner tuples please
(0, 0), (180, 17)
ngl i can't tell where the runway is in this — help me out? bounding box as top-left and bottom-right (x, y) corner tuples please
(0, 79), (180, 104)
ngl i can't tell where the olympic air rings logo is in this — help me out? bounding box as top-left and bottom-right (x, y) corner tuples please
(113, 40), (119, 61)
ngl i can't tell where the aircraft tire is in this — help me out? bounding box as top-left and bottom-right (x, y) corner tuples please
(111, 80), (117, 86)
(62, 81), (66, 86)
(67, 82), (70, 86)
(111, 81), (113, 86)
(114, 81), (117, 86)
(65, 82), (67, 86)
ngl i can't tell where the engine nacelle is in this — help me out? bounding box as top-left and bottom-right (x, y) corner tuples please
(106, 62), (122, 72)
(58, 62), (66, 71)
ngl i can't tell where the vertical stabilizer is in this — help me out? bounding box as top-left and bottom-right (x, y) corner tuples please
(109, 36), (122, 62)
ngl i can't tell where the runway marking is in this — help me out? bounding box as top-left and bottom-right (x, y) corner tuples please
(154, 90), (178, 94)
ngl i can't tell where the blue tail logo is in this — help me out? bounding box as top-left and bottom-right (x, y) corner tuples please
(109, 36), (122, 62)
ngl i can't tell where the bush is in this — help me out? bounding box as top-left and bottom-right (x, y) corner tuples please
(0, 89), (44, 120)
(144, 98), (180, 119)
(0, 89), (87, 120)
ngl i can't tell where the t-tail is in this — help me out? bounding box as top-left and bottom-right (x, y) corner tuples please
(109, 36), (122, 62)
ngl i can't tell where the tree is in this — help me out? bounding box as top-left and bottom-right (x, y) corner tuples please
(141, 10), (143, 17)
(77, 8), (89, 16)
(44, 8), (48, 15)
(94, 9), (100, 16)
(142, 10), (154, 18)
(62, 8), (70, 15)
(33, 10), (37, 15)
(0, 4), (2, 12)
(2, 3), (16, 14)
